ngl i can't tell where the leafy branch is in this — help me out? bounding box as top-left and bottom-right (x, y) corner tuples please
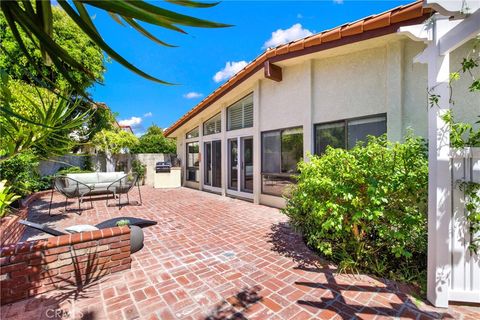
(458, 180), (480, 254)
(0, 0), (231, 95)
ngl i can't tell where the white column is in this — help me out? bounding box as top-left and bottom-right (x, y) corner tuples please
(198, 119), (204, 191)
(303, 60), (314, 160)
(386, 40), (404, 142)
(253, 81), (261, 204)
(427, 16), (452, 308)
(221, 106), (227, 197)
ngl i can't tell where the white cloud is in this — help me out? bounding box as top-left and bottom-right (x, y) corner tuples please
(333, 0), (344, 4)
(213, 61), (248, 83)
(263, 23), (313, 49)
(118, 116), (142, 128)
(143, 112), (153, 117)
(183, 92), (204, 99)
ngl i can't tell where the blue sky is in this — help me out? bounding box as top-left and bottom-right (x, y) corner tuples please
(89, 0), (411, 135)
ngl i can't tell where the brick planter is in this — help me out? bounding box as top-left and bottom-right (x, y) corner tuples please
(0, 208), (28, 247)
(0, 226), (131, 305)
(0, 190), (51, 247)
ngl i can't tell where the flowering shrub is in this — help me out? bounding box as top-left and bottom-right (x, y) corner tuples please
(283, 135), (428, 284)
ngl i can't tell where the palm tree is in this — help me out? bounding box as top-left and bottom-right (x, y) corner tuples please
(0, 0), (230, 93)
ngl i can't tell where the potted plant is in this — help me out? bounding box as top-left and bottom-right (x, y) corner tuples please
(115, 219), (144, 253)
(132, 160), (147, 185)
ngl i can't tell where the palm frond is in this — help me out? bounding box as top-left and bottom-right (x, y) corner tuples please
(0, 0), (230, 94)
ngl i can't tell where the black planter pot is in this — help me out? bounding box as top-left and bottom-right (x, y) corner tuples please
(129, 225), (144, 253)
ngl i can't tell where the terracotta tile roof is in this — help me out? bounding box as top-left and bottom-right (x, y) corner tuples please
(164, 0), (432, 137)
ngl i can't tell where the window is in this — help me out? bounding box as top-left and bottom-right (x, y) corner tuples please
(186, 127), (199, 139)
(261, 127), (303, 196)
(186, 142), (199, 182)
(203, 113), (221, 135)
(314, 114), (386, 155)
(227, 94), (253, 130)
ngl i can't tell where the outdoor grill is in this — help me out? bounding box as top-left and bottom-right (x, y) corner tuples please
(155, 161), (171, 173)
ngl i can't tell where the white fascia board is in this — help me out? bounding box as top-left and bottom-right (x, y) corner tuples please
(439, 8), (480, 54)
(425, 0), (480, 19)
(398, 23), (433, 43)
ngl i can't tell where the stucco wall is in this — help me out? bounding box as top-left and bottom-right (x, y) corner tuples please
(312, 46), (387, 124)
(169, 36), (480, 208)
(450, 40), (480, 128)
(402, 40), (428, 138)
(260, 63), (310, 131)
(132, 153), (169, 186)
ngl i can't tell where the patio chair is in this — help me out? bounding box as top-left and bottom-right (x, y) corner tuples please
(48, 176), (94, 216)
(106, 173), (142, 207)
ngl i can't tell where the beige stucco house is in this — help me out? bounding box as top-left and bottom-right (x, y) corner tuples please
(164, 0), (479, 208)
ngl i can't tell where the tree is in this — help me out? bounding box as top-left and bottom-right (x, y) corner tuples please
(131, 125), (176, 154)
(1, 7), (115, 155)
(0, 7), (105, 92)
(91, 129), (139, 155)
(0, 0), (230, 93)
(91, 128), (139, 171)
(0, 73), (92, 162)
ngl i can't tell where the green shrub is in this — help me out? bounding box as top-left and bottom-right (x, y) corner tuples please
(0, 180), (21, 218)
(130, 125), (176, 154)
(0, 151), (43, 197)
(283, 134), (428, 286)
(56, 166), (92, 175)
(132, 160), (146, 180)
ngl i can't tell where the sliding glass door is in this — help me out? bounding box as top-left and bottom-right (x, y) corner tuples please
(204, 140), (221, 188)
(241, 137), (253, 193)
(228, 139), (238, 190)
(228, 137), (253, 194)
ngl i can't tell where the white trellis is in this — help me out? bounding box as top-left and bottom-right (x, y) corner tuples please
(451, 148), (480, 303)
(406, 0), (480, 307)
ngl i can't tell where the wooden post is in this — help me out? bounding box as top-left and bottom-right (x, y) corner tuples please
(426, 16), (452, 308)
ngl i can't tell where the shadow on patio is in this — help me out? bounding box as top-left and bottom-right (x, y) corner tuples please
(1, 249), (108, 320)
(267, 222), (456, 319)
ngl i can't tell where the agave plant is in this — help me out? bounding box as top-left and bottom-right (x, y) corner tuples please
(116, 219), (131, 227)
(0, 180), (21, 218)
(0, 71), (93, 161)
(0, 0), (230, 93)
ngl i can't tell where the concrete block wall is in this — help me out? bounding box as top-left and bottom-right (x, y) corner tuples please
(38, 153), (174, 187)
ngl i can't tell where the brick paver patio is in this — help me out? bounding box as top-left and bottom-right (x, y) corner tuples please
(1, 187), (479, 319)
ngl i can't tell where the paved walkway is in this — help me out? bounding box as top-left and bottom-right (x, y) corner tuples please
(1, 187), (479, 319)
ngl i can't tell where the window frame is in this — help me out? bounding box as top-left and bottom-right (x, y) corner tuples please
(227, 93), (254, 131)
(203, 112), (222, 136)
(185, 127), (199, 139)
(185, 141), (200, 182)
(261, 125), (304, 196)
(314, 113), (387, 155)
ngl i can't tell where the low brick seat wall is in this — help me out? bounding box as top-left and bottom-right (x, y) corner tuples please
(0, 208), (28, 247)
(0, 226), (131, 305)
(0, 190), (51, 247)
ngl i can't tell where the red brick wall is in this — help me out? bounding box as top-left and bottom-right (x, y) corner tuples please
(0, 226), (131, 305)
